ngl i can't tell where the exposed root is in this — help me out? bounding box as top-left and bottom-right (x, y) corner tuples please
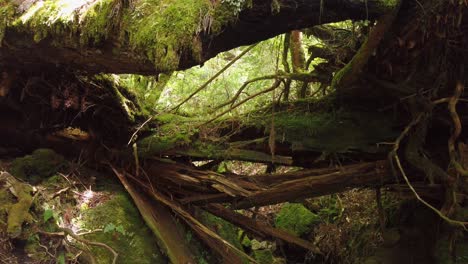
(389, 112), (468, 230)
(448, 81), (468, 176)
(38, 227), (118, 264)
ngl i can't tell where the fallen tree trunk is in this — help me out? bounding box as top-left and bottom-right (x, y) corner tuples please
(0, 0), (395, 74)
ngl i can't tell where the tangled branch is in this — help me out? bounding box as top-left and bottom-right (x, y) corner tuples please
(388, 111), (468, 230)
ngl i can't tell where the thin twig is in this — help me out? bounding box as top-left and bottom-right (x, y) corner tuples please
(393, 155), (467, 230)
(127, 116), (153, 145)
(202, 79), (281, 126)
(170, 43), (259, 112)
(39, 228), (118, 264)
(215, 75), (279, 109)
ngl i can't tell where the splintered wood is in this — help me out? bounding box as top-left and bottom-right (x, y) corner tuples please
(111, 160), (389, 258)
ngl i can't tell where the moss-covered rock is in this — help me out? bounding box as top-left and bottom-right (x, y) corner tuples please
(275, 203), (319, 236)
(81, 192), (166, 264)
(10, 149), (66, 184)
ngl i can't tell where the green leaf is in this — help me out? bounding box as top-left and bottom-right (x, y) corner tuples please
(57, 253), (65, 264)
(104, 223), (116, 233)
(115, 225), (126, 235)
(43, 209), (54, 222)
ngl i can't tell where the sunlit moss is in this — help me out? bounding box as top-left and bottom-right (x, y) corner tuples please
(6, 181), (33, 238)
(0, 1), (15, 44)
(82, 193), (166, 264)
(126, 0), (212, 71)
(10, 0), (241, 71)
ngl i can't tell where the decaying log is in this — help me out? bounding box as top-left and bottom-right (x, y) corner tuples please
(232, 160), (390, 209)
(204, 204), (321, 254)
(1, 0), (395, 74)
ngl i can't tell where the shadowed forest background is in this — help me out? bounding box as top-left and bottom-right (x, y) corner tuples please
(0, 0), (468, 263)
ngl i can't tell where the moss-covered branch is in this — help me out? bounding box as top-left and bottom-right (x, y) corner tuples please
(331, 1), (400, 90)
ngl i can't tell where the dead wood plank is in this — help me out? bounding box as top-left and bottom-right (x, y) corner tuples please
(232, 161), (390, 209)
(204, 204), (321, 254)
(243, 162), (376, 186)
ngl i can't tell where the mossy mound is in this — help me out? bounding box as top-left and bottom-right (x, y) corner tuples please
(10, 149), (66, 184)
(81, 192), (166, 264)
(275, 203), (319, 236)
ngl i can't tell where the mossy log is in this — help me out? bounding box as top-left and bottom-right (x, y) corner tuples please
(0, 0), (395, 74)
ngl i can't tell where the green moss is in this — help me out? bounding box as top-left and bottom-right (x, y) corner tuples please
(0, 1), (15, 44)
(137, 114), (197, 157)
(82, 193), (166, 264)
(127, 0), (213, 71)
(210, 1), (245, 33)
(10, 149), (66, 184)
(42, 174), (65, 187)
(79, 0), (115, 46)
(254, 249), (274, 264)
(0, 187), (14, 225)
(6, 180), (33, 238)
(9, 0), (244, 71)
(275, 203), (318, 236)
(118, 73), (171, 113)
(270, 110), (398, 153)
(199, 211), (243, 251)
(376, 0), (399, 9)
(13, 0), (115, 46)
(137, 132), (192, 157)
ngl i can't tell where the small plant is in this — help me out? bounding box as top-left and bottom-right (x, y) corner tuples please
(221, 0), (247, 15)
(103, 223), (127, 236)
